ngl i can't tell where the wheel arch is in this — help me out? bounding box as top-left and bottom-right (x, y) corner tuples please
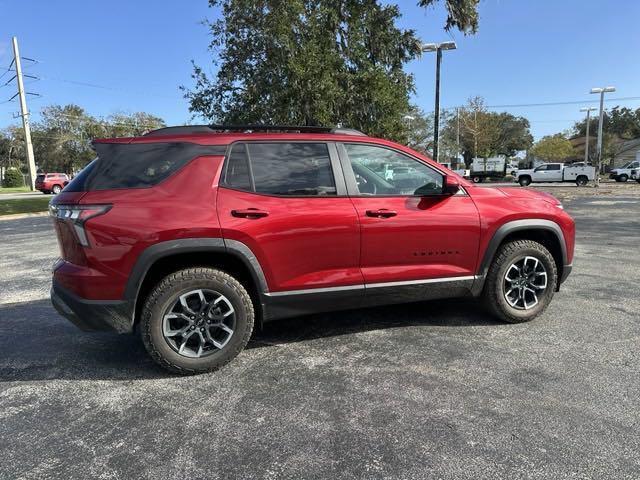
(125, 238), (268, 329)
(473, 220), (568, 295)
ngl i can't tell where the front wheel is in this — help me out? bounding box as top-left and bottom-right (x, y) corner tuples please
(51, 185), (62, 194)
(482, 240), (557, 323)
(619, 174), (628, 182)
(472, 176), (483, 183)
(518, 177), (531, 187)
(140, 267), (254, 375)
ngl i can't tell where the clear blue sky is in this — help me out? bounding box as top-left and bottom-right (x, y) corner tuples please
(1, 0), (638, 139)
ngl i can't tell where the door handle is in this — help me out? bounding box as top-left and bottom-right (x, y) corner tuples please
(231, 208), (269, 219)
(366, 209), (397, 218)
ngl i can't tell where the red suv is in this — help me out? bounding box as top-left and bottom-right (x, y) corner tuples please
(50, 125), (575, 374)
(35, 172), (70, 194)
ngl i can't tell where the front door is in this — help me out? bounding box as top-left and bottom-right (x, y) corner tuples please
(338, 143), (481, 303)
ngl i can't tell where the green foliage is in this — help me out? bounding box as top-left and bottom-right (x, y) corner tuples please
(186, 0), (419, 140)
(403, 106), (434, 155)
(2, 168), (24, 188)
(417, 0), (479, 34)
(530, 134), (576, 162)
(440, 97), (533, 164)
(574, 106), (640, 140)
(0, 196), (50, 216)
(5, 105), (166, 174)
(186, 0), (480, 142)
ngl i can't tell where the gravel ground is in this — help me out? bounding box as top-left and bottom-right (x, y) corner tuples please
(0, 190), (639, 479)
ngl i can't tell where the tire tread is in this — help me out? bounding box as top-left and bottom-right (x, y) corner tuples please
(140, 267), (254, 375)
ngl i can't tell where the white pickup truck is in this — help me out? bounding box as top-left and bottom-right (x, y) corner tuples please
(515, 163), (595, 187)
(609, 160), (640, 182)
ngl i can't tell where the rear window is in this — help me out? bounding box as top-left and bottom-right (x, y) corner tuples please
(64, 142), (226, 191)
(36, 174), (45, 182)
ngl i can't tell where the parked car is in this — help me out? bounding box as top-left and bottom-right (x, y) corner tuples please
(35, 173), (70, 194)
(515, 163), (595, 187)
(609, 160), (640, 182)
(50, 125), (575, 374)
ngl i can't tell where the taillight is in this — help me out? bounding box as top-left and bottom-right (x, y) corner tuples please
(49, 204), (111, 247)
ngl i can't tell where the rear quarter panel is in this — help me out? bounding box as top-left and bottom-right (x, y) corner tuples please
(62, 155), (226, 299)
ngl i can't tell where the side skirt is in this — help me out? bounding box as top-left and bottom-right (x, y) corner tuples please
(261, 276), (477, 322)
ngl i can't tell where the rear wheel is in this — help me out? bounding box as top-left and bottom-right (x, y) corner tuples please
(140, 267), (254, 375)
(575, 175), (588, 186)
(472, 176), (483, 183)
(518, 176), (531, 187)
(482, 240), (557, 323)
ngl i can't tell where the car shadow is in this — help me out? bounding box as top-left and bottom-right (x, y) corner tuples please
(0, 297), (501, 382)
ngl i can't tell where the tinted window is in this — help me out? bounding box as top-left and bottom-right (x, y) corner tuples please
(225, 143), (252, 191)
(344, 144), (443, 196)
(224, 143), (336, 196)
(64, 142), (225, 192)
(548, 164), (561, 171)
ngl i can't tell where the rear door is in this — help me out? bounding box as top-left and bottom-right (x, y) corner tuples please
(546, 163), (563, 181)
(216, 141), (363, 300)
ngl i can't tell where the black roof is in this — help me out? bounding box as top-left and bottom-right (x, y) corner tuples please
(143, 125), (366, 137)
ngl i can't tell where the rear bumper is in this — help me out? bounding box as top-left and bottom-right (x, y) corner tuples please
(51, 280), (134, 333)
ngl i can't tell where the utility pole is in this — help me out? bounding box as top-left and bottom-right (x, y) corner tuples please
(580, 107), (597, 165)
(421, 41), (456, 163)
(456, 107), (460, 162)
(590, 86), (615, 187)
(12, 37), (37, 191)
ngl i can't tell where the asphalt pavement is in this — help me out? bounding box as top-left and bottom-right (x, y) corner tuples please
(0, 195), (639, 479)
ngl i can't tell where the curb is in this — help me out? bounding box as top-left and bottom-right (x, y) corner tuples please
(0, 211), (48, 221)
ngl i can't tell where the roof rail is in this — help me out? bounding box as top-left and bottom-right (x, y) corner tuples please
(143, 125), (367, 137)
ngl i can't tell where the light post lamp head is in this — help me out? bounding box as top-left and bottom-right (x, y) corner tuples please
(590, 87), (616, 94)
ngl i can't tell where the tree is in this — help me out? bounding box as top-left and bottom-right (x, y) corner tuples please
(530, 134), (576, 162)
(417, 0), (479, 34)
(184, 0), (480, 142)
(574, 106), (640, 140)
(440, 97), (532, 165)
(403, 106), (434, 155)
(2, 168), (24, 188)
(6, 105), (166, 174)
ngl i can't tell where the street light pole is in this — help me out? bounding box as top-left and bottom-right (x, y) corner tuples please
(580, 107), (597, 165)
(421, 41), (456, 163)
(590, 86), (615, 187)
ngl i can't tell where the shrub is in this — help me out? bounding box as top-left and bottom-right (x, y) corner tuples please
(2, 168), (24, 188)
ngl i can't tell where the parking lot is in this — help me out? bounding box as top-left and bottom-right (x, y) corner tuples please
(1, 186), (639, 479)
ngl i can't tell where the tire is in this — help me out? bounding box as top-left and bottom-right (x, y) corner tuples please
(482, 239), (557, 324)
(51, 184), (62, 194)
(575, 175), (588, 187)
(472, 176), (482, 183)
(518, 176), (531, 187)
(619, 174), (628, 182)
(140, 267), (254, 375)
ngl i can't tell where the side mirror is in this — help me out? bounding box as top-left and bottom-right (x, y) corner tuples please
(443, 175), (460, 195)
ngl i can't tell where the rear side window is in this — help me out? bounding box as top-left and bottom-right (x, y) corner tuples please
(548, 164), (561, 171)
(64, 142), (225, 191)
(224, 142), (336, 196)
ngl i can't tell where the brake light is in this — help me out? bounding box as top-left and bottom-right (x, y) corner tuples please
(49, 204), (111, 247)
